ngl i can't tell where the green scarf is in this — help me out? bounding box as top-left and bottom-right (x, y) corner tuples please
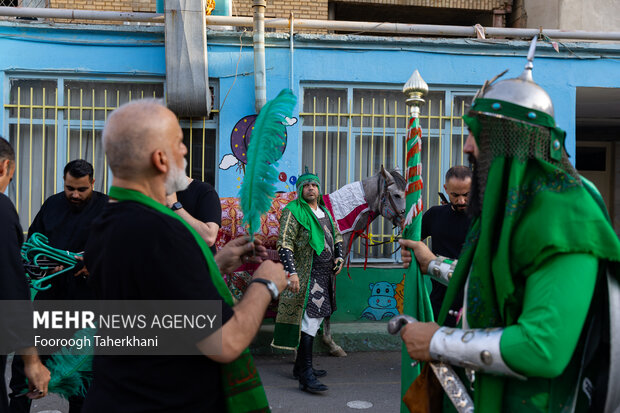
(284, 192), (336, 256)
(438, 101), (620, 412)
(109, 186), (270, 413)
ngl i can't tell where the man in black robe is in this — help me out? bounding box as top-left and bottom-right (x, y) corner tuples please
(10, 159), (107, 413)
(28, 159), (108, 300)
(81, 99), (288, 412)
(0, 137), (50, 412)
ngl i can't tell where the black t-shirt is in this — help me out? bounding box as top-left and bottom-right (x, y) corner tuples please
(176, 180), (221, 255)
(83, 201), (233, 413)
(421, 204), (471, 327)
(0, 194), (34, 352)
(29, 191), (108, 300)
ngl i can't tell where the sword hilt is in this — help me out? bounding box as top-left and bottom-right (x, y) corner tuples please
(389, 314), (475, 413)
(387, 314), (417, 335)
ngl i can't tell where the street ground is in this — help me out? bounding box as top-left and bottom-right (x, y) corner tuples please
(7, 351), (402, 413)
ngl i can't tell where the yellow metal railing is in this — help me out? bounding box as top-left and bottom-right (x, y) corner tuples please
(300, 95), (468, 260)
(5, 83), (218, 231)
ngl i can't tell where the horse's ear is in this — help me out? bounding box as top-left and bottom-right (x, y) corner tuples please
(381, 165), (395, 185)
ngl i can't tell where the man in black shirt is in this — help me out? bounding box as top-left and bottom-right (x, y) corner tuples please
(27, 159), (108, 300)
(10, 159), (108, 413)
(0, 137), (50, 411)
(167, 177), (221, 255)
(421, 165), (472, 326)
(82, 98), (287, 412)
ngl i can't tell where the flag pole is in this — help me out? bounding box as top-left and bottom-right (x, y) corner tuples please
(399, 69), (433, 412)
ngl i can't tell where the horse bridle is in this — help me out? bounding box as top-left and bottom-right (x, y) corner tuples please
(378, 175), (405, 228)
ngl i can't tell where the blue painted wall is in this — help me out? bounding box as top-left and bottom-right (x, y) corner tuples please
(207, 33), (620, 196)
(1, 22), (619, 198)
(0, 22), (165, 138)
(1, 22), (618, 322)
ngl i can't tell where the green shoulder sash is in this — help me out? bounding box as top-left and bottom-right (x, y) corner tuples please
(109, 186), (270, 413)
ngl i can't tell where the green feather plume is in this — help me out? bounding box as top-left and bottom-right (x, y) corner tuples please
(45, 327), (95, 399)
(240, 89), (297, 237)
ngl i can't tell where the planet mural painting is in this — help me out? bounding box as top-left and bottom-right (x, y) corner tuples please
(229, 114), (288, 171)
(220, 115), (298, 172)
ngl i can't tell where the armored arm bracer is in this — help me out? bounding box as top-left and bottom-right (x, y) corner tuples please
(429, 327), (526, 380)
(334, 242), (343, 261)
(427, 256), (457, 286)
(278, 247), (297, 275)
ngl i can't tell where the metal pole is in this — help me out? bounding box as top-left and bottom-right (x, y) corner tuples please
(1, 7), (620, 42)
(289, 12), (294, 92)
(252, 0), (267, 113)
(399, 69), (430, 412)
(0, 6), (163, 22)
(204, 15), (620, 41)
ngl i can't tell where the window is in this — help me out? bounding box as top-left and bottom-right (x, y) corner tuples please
(301, 84), (473, 262)
(0, 0), (47, 7)
(5, 76), (221, 230)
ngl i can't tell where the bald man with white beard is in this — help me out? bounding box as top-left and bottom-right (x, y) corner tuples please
(82, 99), (287, 413)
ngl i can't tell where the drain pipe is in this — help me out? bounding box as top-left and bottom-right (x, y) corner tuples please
(289, 12), (294, 91)
(252, 0), (267, 113)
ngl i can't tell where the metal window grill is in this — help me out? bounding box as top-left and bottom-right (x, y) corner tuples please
(0, 0), (47, 7)
(4, 78), (219, 231)
(300, 86), (473, 262)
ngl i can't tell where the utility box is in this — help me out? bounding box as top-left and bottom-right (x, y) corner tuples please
(164, 0), (211, 117)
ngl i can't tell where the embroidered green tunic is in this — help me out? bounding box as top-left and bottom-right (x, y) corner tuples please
(435, 99), (620, 412)
(272, 207), (343, 350)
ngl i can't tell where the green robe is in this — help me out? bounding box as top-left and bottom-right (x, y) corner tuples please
(272, 207), (342, 350)
(440, 98), (620, 412)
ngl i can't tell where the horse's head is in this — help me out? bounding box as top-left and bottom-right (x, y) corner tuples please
(379, 165), (406, 229)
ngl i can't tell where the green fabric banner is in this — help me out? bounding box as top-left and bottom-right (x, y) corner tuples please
(400, 116), (434, 412)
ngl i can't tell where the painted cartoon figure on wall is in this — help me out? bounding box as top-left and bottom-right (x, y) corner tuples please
(361, 281), (400, 320)
(219, 114), (298, 191)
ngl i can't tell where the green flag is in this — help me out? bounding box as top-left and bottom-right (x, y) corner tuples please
(400, 114), (434, 412)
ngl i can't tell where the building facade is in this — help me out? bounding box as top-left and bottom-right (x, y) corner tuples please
(1, 3), (619, 321)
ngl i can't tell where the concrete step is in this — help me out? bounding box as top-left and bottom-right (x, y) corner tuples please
(249, 322), (402, 355)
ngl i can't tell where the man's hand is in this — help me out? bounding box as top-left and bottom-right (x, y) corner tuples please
(74, 255), (89, 278)
(51, 265), (64, 274)
(287, 273), (300, 293)
(399, 239), (437, 274)
(21, 352), (50, 399)
(333, 258), (344, 275)
(253, 261), (288, 294)
(400, 321), (440, 361)
(215, 236), (268, 274)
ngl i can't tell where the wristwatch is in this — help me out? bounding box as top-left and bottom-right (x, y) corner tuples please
(170, 201), (183, 211)
(251, 278), (279, 300)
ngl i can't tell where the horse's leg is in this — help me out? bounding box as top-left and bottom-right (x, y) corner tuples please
(321, 316), (347, 357)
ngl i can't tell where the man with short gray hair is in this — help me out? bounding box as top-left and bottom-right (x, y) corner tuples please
(83, 99), (287, 412)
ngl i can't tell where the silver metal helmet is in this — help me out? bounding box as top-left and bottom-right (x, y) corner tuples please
(477, 36), (555, 117)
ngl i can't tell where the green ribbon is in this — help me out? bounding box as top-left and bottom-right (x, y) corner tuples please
(284, 192), (336, 256)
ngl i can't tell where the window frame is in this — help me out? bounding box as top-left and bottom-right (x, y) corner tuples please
(300, 82), (476, 263)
